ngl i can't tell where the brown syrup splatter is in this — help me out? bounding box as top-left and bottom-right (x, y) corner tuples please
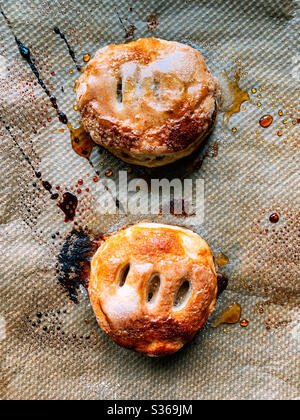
(269, 213), (280, 224)
(68, 122), (95, 158)
(259, 115), (273, 128)
(1, 8), (79, 139)
(42, 180), (52, 192)
(58, 230), (103, 302)
(37, 174), (59, 199)
(212, 303), (242, 328)
(221, 70), (250, 125)
(83, 54), (91, 63)
(58, 192), (78, 223)
(3, 5), (168, 199)
(240, 319), (249, 328)
(15, 37), (97, 167)
(54, 26), (82, 72)
(1, 7), (102, 225)
(105, 169), (113, 177)
(12, 37), (69, 126)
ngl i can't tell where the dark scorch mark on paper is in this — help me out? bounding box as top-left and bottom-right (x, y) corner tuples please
(58, 229), (104, 303)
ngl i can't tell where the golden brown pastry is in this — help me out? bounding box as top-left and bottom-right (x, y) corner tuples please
(77, 38), (220, 167)
(89, 223), (217, 356)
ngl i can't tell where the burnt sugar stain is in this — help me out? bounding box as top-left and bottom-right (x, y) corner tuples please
(53, 26), (82, 72)
(58, 192), (78, 223)
(58, 229), (103, 302)
(1, 8), (95, 229)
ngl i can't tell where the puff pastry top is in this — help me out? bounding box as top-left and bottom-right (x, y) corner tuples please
(77, 38), (219, 166)
(89, 223), (217, 356)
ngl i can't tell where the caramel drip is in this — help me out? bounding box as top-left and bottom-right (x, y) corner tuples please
(221, 71), (250, 125)
(67, 122), (95, 158)
(212, 303), (242, 328)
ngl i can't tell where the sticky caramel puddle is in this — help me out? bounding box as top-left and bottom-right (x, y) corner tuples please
(212, 303), (242, 328)
(220, 71), (250, 125)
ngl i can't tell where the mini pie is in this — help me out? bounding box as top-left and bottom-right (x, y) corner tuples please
(77, 38), (220, 167)
(89, 223), (217, 356)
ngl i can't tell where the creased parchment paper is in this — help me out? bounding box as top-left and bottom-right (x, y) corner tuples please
(0, 0), (299, 400)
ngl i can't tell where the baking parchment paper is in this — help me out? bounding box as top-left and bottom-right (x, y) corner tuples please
(0, 0), (299, 400)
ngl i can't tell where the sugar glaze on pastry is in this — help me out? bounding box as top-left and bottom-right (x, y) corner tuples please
(89, 223), (217, 356)
(77, 38), (220, 167)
